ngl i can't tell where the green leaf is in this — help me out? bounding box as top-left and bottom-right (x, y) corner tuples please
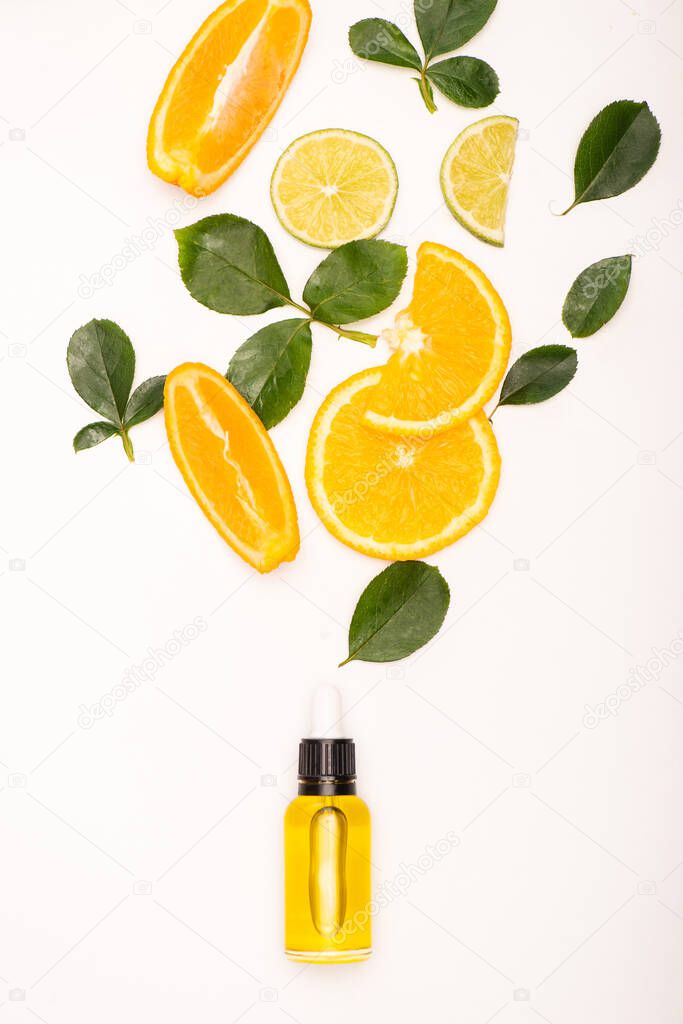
(175, 214), (290, 314)
(73, 421), (120, 452)
(415, 0), (498, 59)
(342, 561), (450, 665)
(303, 239), (407, 325)
(562, 256), (632, 338)
(124, 375), (167, 427)
(349, 18), (422, 69)
(498, 345), (577, 406)
(427, 56), (499, 107)
(227, 319), (312, 429)
(565, 100), (661, 213)
(67, 319), (135, 425)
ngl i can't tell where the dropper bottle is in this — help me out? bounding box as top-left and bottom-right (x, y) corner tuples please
(284, 686), (372, 963)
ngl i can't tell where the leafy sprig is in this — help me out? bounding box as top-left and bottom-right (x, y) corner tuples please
(176, 214), (407, 428)
(349, 0), (500, 114)
(67, 319), (166, 461)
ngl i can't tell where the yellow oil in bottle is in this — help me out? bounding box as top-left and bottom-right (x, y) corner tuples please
(284, 686), (372, 963)
(284, 793), (371, 962)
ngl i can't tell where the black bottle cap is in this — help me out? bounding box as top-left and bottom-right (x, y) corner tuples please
(297, 738), (356, 795)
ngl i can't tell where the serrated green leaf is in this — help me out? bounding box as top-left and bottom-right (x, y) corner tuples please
(67, 319), (135, 425)
(303, 239), (407, 325)
(415, 0), (497, 59)
(124, 375), (166, 427)
(175, 214), (290, 314)
(427, 56), (499, 107)
(562, 256), (632, 338)
(73, 421), (120, 452)
(342, 561), (450, 665)
(565, 100), (661, 213)
(227, 318), (312, 429)
(498, 345), (577, 406)
(349, 18), (422, 69)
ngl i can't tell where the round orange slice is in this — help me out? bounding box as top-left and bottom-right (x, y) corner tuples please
(363, 242), (511, 436)
(305, 368), (501, 561)
(165, 363), (299, 572)
(147, 0), (311, 197)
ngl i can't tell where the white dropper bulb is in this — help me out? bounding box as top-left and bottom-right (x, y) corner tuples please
(310, 685), (343, 738)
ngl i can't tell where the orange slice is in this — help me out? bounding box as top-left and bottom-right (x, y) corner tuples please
(363, 242), (511, 436)
(147, 0), (312, 197)
(165, 363), (299, 572)
(306, 368), (500, 560)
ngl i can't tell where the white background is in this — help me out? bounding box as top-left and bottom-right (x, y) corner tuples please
(1, 0), (683, 1020)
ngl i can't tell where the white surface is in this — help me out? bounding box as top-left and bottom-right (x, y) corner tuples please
(1, 0), (683, 1021)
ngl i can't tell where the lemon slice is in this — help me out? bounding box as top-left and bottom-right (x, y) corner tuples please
(440, 115), (518, 247)
(271, 129), (398, 248)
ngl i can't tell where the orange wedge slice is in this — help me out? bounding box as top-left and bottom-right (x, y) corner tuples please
(363, 242), (511, 436)
(165, 363), (299, 572)
(147, 0), (312, 197)
(306, 368), (500, 560)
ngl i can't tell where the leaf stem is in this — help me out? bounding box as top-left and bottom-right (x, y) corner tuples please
(334, 327), (378, 346)
(286, 297), (313, 316)
(417, 65), (437, 113)
(286, 301), (379, 347)
(120, 428), (135, 462)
